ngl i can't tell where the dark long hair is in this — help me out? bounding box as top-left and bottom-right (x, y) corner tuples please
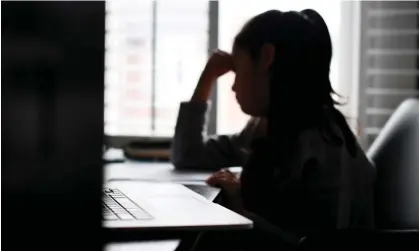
(234, 9), (357, 157)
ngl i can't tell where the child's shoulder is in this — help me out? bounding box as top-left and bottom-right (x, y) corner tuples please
(296, 123), (374, 174)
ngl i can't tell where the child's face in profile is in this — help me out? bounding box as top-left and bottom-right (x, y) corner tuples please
(231, 44), (274, 117)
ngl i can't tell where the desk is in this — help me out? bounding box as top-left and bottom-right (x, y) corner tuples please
(106, 240), (181, 251)
(105, 161), (222, 201)
(104, 160), (241, 251)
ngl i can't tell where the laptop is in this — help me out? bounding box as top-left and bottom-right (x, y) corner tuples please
(103, 180), (252, 232)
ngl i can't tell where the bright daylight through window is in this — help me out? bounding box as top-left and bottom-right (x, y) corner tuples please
(105, 0), (342, 137)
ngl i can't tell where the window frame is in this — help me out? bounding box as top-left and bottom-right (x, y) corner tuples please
(105, 1), (219, 148)
(105, 1), (360, 149)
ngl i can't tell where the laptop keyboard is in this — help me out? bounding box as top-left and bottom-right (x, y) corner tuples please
(102, 188), (153, 221)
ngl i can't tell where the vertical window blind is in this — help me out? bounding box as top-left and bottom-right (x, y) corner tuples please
(358, 1), (419, 148)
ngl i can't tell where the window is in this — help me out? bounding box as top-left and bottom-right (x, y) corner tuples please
(105, 1), (208, 139)
(105, 1), (344, 145)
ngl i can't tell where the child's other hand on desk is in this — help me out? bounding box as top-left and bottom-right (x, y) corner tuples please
(206, 169), (244, 214)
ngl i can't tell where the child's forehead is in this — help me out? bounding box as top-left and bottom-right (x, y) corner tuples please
(232, 41), (243, 54)
(231, 45), (237, 57)
(231, 51), (237, 59)
(231, 45), (242, 58)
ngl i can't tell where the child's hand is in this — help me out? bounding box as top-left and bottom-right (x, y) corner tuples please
(203, 49), (234, 80)
(206, 169), (244, 213)
(192, 50), (234, 102)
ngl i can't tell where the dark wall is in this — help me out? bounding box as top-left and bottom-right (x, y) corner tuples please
(2, 2), (105, 250)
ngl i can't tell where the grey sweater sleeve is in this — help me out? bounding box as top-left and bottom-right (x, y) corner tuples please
(171, 101), (259, 170)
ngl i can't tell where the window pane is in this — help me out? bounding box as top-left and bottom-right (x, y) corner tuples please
(155, 1), (208, 136)
(217, 0), (342, 134)
(105, 1), (153, 136)
(105, 1), (208, 137)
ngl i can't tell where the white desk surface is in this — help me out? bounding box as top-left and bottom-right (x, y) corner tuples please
(105, 161), (242, 182)
(105, 240), (180, 251)
(104, 161), (243, 251)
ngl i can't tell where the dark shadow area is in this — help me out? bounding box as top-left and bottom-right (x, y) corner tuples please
(2, 2), (105, 250)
